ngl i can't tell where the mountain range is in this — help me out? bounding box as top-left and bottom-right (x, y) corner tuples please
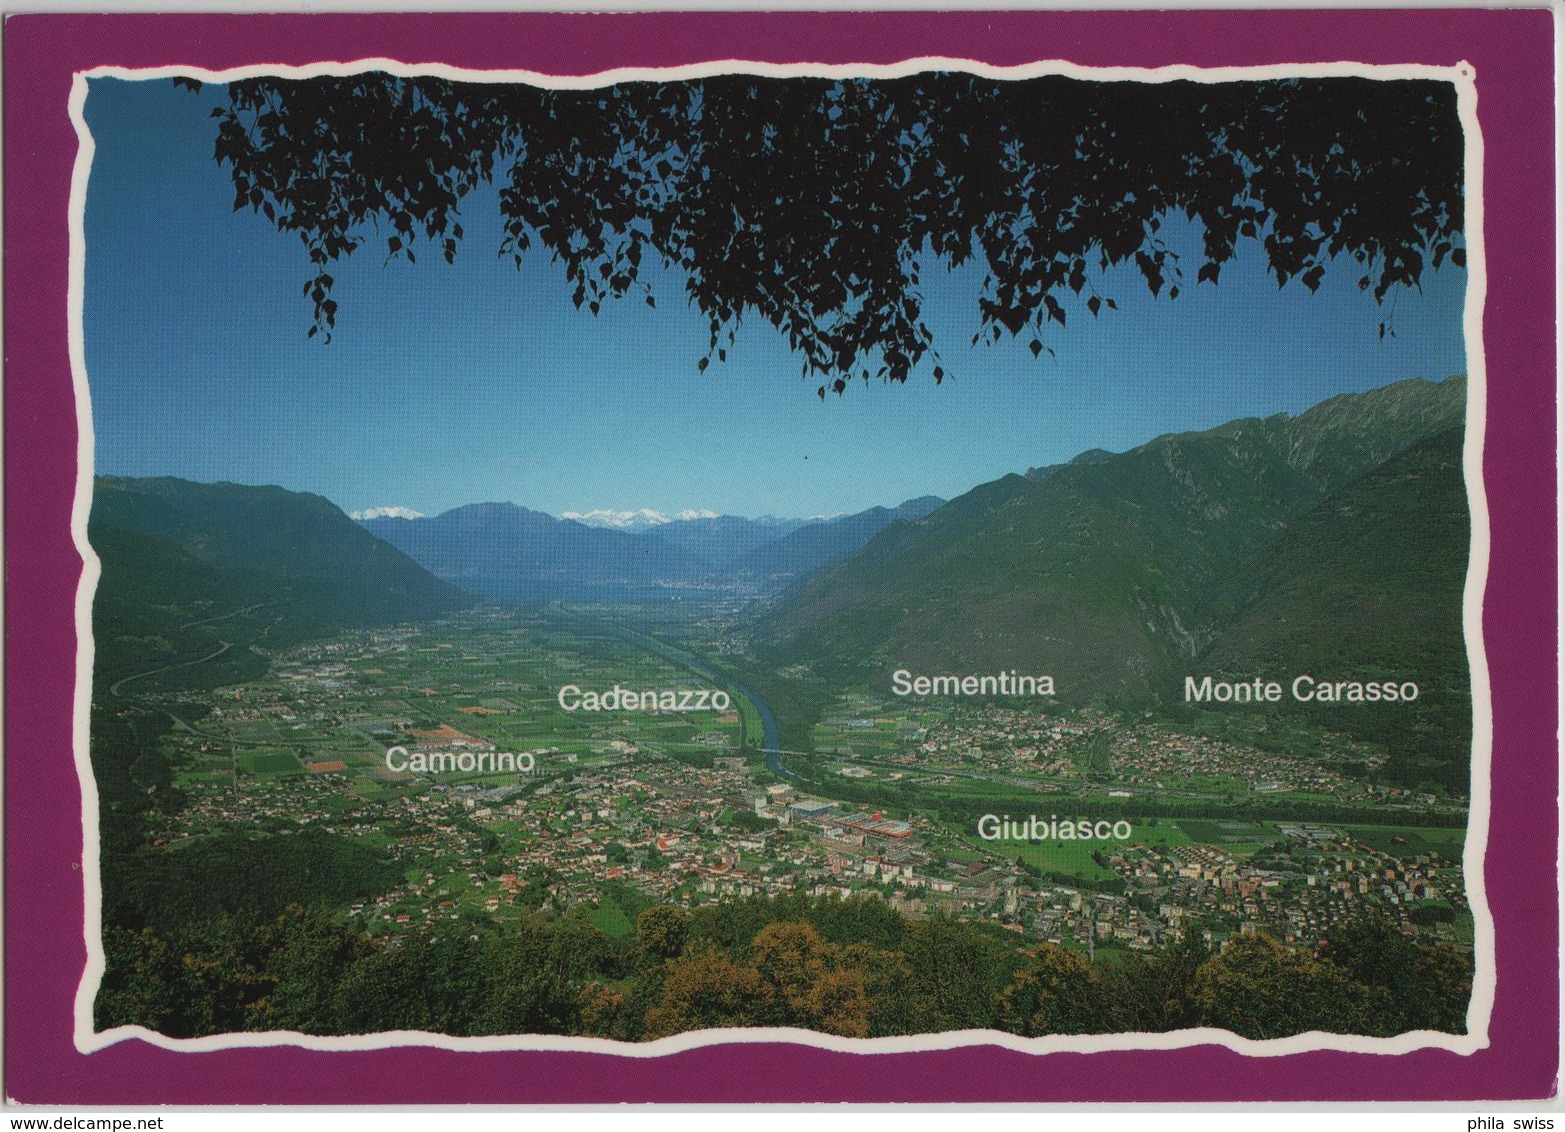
(90, 374), (1471, 785)
(359, 496), (946, 598)
(755, 375), (1470, 786)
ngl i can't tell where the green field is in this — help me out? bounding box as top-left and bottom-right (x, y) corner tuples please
(1176, 818), (1278, 845)
(237, 748), (304, 776)
(736, 693), (766, 750)
(1002, 840), (1119, 881)
(943, 815), (1219, 884)
(590, 891), (636, 938)
(943, 818), (1127, 882)
(1129, 820), (1195, 847)
(1340, 824), (1468, 857)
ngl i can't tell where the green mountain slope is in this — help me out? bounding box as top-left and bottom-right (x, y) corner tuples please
(90, 476), (473, 690)
(762, 377), (1465, 690)
(1196, 428), (1471, 788)
(726, 495), (947, 585)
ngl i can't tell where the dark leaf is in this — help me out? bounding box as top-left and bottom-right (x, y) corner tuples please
(1135, 252), (1162, 296)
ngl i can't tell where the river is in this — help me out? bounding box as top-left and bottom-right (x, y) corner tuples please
(608, 624), (788, 775)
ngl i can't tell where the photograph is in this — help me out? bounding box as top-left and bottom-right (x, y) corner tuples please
(79, 62), (1482, 1050)
(3, 6), (1556, 1108)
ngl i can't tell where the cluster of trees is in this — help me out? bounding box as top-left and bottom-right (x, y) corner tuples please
(105, 827), (403, 936)
(97, 891), (1470, 1042)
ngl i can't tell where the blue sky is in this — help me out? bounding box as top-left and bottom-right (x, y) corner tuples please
(82, 75), (1468, 522)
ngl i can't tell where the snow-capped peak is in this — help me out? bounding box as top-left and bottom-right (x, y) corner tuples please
(562, 507), (719, 531)
(351, 505), (424, 520)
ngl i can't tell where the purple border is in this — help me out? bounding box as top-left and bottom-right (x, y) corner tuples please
(4, 9), (1556, 1104)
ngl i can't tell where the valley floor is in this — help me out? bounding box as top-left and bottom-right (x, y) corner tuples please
(115, 604), (1474, 960)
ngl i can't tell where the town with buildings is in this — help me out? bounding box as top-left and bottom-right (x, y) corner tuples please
(137, 608), (1473, 959)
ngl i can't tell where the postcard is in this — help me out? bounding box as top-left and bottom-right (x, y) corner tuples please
(4, 7), (1557, 1105)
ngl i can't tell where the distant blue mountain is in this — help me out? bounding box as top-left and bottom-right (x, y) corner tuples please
(642, 513), (810, 569)
(359, 496), (947, 597)
(726, 496), (947, 583)
(360, 502), (705, 599)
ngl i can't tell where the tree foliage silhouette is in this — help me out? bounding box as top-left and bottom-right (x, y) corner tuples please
(185, 71), (1463, 396)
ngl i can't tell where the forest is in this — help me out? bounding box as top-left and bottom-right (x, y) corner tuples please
(97, 885), (1471, 1042)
